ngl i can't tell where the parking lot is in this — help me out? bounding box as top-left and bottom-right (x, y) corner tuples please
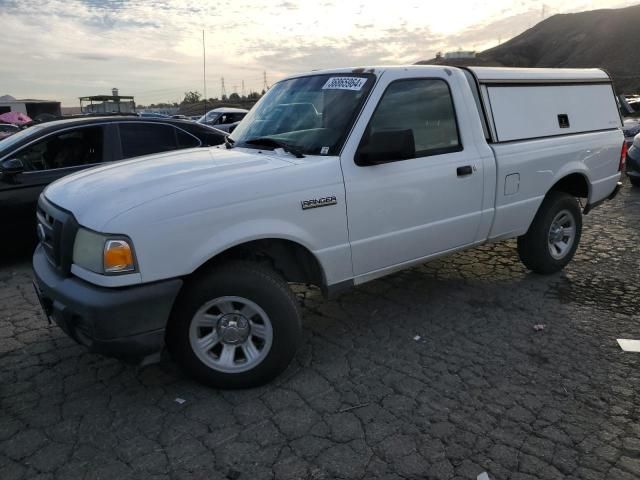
(0, 183), (638, 480)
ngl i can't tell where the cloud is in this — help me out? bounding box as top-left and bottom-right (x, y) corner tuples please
(72, 53), (112, 61)
(278, 1), (298, 10)
(1, 0), (638, 105)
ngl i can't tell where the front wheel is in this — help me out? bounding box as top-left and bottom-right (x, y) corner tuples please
(517, 191), (582, 274)
(629, 176), (640, 188)
(167, 261), (302, 388)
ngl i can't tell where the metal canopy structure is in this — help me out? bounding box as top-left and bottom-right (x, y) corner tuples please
(79, 94), (136, 114)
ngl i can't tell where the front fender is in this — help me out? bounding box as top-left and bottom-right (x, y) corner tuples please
(188, 219), (319, 274)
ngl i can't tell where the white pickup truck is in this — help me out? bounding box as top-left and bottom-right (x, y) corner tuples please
(33, 66), (625, 388)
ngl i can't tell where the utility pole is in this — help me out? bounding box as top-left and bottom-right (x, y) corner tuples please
(202, 30), (207, 116)
(221, 77), (227, 100)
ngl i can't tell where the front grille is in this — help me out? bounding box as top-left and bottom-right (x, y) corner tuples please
(36, 196), (79, 276)
(36, 206), (60, 267)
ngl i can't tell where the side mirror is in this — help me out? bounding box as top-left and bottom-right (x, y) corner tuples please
(355, 129), (415, 166)
(0, 158), (25, 176)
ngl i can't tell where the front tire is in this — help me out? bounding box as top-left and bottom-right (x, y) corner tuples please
(167, 261), (302, 388)
(517, 191), (582, 274)
(629, 176), (640, 188)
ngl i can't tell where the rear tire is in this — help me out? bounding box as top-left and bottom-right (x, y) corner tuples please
(167, 261), (301, 388)
(517, 191), (582, 274)
(629, 176), (640, 188)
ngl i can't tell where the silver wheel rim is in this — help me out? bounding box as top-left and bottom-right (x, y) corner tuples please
(189, 296), (273, 373)
(547, 209), (576, 260)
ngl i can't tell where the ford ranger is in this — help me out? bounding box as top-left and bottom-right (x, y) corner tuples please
(33, 66), (625, 388)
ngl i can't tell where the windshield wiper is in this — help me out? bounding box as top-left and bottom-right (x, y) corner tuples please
(224, 136), (235, 149)
(242, 137), (305, 158)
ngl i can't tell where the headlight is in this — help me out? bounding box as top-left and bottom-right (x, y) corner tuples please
(72, 228), (137, 274)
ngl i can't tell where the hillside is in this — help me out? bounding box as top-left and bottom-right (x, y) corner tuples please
(417, 4), (640, 93)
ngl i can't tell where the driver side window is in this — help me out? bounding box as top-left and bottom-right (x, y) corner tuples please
(360, 78), (462, 164)
(15, 126), (104, 171)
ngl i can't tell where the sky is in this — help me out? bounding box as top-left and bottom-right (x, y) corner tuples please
(0, 0), (637, 106)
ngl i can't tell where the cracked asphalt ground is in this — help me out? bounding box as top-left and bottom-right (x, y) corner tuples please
(2, 183), (640, 480)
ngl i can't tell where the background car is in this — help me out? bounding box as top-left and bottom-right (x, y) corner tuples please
(196, 107), (248, 132)
(0, 123), (20, 140)
(623, 117), (640, 146)
(626, 132), (640, 187)
(0, 116), (227, 231)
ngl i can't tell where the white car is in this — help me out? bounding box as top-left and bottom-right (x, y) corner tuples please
(33, 66), (623, 388)
(197, 107), (248, 132)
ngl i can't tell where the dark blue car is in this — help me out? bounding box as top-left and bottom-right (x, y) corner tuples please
(627, 132), (640, 187)
(0, 116), (226, 230)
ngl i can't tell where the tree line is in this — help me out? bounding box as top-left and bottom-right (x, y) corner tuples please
(140, 90), (264, 109)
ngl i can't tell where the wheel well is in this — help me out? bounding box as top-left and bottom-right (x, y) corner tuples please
(194, 239), (325, 290)
(548, 173), (589, 199)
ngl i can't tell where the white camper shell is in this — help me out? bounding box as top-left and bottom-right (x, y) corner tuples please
(465, 67), (621, 143)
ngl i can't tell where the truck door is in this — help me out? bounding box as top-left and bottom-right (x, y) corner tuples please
(341, 73), (485, 279)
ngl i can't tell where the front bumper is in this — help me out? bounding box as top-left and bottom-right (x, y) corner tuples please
(33, 244), (183, 361)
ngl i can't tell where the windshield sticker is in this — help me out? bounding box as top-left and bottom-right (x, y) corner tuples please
(322, 77), (367, 91)
(320, 146), (329, 155)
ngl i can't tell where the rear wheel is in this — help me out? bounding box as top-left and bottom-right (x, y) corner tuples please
(629, 176), (640, 188)
(517, 191), (582, 274)
(167, 261), (301, 388)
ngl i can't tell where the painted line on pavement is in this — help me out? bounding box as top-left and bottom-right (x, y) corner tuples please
(617, 339), (640, 352)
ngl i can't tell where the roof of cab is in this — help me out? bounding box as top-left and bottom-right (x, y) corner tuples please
(466, 66), (611, 83)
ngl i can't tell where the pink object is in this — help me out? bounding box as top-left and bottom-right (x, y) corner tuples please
(0, 112), (32, 125)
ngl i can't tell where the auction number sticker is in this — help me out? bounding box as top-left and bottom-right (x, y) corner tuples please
(322, 77), (367, 91)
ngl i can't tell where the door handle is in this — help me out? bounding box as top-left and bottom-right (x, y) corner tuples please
(457, 165), (473, 177)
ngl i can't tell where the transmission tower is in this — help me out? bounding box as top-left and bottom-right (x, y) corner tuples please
(241, 80), (245, 98)
(263, 71), (269, 92)
(221, 77), (227, 99)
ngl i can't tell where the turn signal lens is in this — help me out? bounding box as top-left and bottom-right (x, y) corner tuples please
(103, 240), (135, 273)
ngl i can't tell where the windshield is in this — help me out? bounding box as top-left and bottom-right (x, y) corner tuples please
(0, 125), (43, 151)
(197, 111), (221, 124)
(229, 73), (375, 155)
